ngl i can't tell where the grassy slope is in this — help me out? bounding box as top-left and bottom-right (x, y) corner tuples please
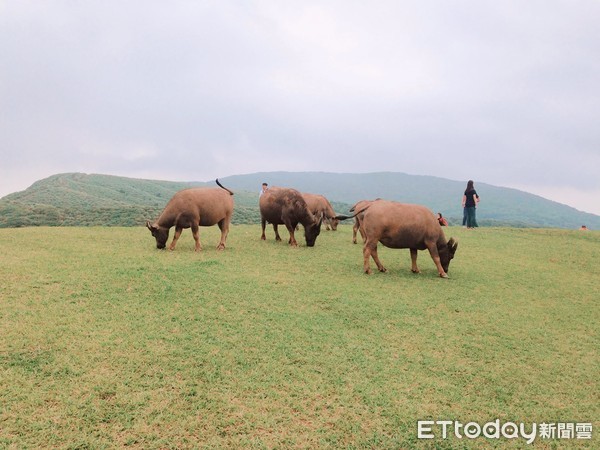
(0, 225), (597, 448)
(2, 172), (599, 229)
(0, 173), (262, 227)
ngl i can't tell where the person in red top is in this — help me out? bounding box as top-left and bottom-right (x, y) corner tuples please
(437, 212), (448, 226)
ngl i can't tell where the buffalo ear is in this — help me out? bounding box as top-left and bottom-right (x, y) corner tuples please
(448, 238), (458, 255)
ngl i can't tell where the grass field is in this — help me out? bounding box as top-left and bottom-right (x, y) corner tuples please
(0, 224), (598, 448)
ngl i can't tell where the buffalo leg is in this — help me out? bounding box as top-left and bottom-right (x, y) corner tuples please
(191, 224), (202, 252)
(216, 219), (229, 250)
(288, 229), (298, 246)
(273, 224), (282, 241)
(410, 248), (420, 273)
(371, 246), (386, 273)
(364, 240), (386, 274)
(169, 226), (183, 251)
(284, 221), (298, 247)
(363, 244), (372, 274)
(426, 243), (447, 278)
(261, 218), (267, 240)
(358, 221), (366, 243)
(353, 218), (367, 244)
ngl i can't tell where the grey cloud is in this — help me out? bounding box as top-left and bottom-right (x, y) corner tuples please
(1, 1), (599, 213)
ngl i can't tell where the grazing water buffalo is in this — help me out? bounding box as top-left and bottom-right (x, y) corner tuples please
(146, 179), (234, 251)
(358, 200), (458, 278)
(260, 187), (323, 247)
(302, 193), (340, 231)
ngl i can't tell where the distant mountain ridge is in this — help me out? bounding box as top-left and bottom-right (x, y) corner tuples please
(218, 172), (600, 229)
(1, 172), (599, 229)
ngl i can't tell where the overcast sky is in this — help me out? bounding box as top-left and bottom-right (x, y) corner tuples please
(1, 1), (599, 214)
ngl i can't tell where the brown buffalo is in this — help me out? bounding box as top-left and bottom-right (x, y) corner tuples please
(260, 187), (323, 247)
(302, 193), (339, 231)
(146, 179), (234, 251)
(357, 200), (458, 278)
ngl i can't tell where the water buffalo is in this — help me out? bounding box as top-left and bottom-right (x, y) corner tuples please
(302, 192), (340, 231)
(260, 187), (323, 247)
(146, 179), (234, 251)
(357, 200), (458, 278)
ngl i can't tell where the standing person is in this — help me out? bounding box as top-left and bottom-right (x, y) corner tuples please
(462, 180), (479, 229)
(259, 182), (268, 197)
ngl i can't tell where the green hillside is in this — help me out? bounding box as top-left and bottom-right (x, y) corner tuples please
(1, 172), (598, 229)
(220, 172), (600, 229)
(0, 173), (261, 227)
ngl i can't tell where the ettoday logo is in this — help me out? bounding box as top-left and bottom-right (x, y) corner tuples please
(417, 420), (593, 444)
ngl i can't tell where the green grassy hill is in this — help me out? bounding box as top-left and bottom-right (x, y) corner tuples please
(0, 225), (598, 448)
(219, 172), (600, 229)
(0, 173), (261, 227)
(1, 172), (599, 229)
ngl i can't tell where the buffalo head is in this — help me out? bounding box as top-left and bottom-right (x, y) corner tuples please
(328, 217), (340, 231)
(439, 238), (458, 273)
(304, 213), (323, 247)
(146, 221), (169, 249)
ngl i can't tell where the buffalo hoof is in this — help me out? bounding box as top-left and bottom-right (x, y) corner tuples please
(411, 269), (421, 274)
(378, 267), (387, 273)
(439, 273), (449, 279)
(216, 245), (225, 251)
